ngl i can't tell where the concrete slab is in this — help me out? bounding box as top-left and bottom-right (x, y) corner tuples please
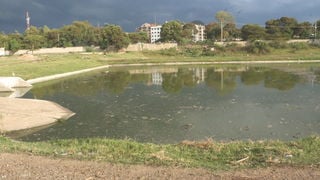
(0, 87), (32, 98)
(0, 86), (13, 92)
(0, 77), (32, 89)
(0, 97), (75, 132)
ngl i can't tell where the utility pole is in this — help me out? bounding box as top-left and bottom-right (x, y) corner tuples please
(315, 22), (317, 39)
(220, 19), (224, 42)
(25, 11), (30, 31)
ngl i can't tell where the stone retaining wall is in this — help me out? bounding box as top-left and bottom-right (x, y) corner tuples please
(14, 47), (85, 55)
(125, 43), (178, 51)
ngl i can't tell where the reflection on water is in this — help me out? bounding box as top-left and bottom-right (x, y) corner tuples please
(18, 65), (320, 143)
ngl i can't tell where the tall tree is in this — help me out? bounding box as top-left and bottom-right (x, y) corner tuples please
(160, 20), (183, 44)
(7, 32), (23, 53)
(0, 32), (9, 49)
(215, 11), (235, 42)
(99, 25), (129, 51)
(205, 22), (220, 41)
(60, 21), (97, 47)
(265, 17), (298, 40)
(24, 26), (46, 50)
(181, 23), (197, 41)
(293, 22), (313, 39)
(128, 32), (149, 44)
(241, 24), (266, 40)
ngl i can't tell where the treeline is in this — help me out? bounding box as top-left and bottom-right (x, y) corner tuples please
(0, 21), (148, 53)
(0, 15), (319, 54)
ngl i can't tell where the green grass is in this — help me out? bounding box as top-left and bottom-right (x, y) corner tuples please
(1, 50), (320, 170)
(1, 136), (319, 170)
(1, 48), (320, 80)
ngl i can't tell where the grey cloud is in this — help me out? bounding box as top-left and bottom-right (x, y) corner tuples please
(0, 0), (319, 33)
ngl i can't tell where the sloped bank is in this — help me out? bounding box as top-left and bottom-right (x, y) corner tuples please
(0, 97), (75, 132)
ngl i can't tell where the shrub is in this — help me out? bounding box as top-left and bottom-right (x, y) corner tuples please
(289, 42), (310, 50)
(159, 47), (179, 56)
(246, 41), (271, 54)
(182, 46), (203, 57)
(269, 40), (288, 49)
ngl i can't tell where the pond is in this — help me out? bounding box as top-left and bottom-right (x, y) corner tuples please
(11, 64), (320, 143)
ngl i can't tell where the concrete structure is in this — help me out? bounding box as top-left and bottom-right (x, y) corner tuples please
(0, 97), (75, 132)
(0, 77), (32, 90)
(0, 48), (5, 56)
(137, 23), (160, 43)
(150, 25), (162, 43)
(0, 77), (33, 98)
(0, 48), (9, 56)
(0, 87), (32, 98)
(14, 47), (85, 55)
(125, 43), (177, 52)
(193, 24), (206, 42)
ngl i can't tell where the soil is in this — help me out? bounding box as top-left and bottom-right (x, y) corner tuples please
(0, 153), (319, 180)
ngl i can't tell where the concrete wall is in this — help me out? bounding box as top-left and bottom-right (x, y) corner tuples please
(125, 43), (178, 52)
(0, 48), (9, 56)
(14, 47), (85, 55)
(0, 48), (5, 56)
(0, 77), (32, 90)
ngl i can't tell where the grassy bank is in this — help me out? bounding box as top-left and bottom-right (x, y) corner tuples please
(0, 136), (319, 170)
(1, 49), (320, 171)
(1, 48), (320, 80)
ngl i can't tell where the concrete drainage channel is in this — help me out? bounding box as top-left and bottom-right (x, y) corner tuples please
(0, 77), (75, 133)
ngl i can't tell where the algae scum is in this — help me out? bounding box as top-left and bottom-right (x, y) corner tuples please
(12, 65), (320, 143)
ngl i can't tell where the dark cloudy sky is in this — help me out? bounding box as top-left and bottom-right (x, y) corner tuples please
(0, 0), (319, 33)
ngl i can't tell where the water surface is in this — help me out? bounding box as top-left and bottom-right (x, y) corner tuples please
(14, 64), (320, 143)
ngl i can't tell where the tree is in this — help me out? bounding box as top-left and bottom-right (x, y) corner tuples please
(99, 25), (129, 51)
(215, 11), (235, 42)
(7, 32), (23, 53)
(128, 32), (149, 44)
(205, 22), (220, 41)
(0, 32), (9, 49)
(23, 34), (45, 51)
(241, 24), (267, 41)
(265, 17), (298, 40)
(60, 21), (97, 47)
(24, 26), (45, 50)
(293, 22), (313, 39)
(181, 23), (197, 41)
(160, 20), (183, 44)
(223, 23), (240, 41)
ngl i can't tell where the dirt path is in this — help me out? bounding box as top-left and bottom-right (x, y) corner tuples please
(0, 153), (319, 179)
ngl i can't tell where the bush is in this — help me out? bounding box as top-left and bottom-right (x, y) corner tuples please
(310, 39), (320, 48)
(246, 41), (271, 54)
(225, 43), (243, 52)
(182, 46), (203, 57)
(159, 47), (179, 56)
(269, 40), (288, 49)
(289, 42), (310, 50)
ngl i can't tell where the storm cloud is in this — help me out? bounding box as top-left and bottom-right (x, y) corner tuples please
(0, 0), (319, 33)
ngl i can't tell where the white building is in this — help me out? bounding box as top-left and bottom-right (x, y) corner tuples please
(193, 24), (206, 42)
(150, 25), (162, 43)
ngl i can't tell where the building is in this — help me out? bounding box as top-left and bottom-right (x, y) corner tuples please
(193, 24), (206, 42)
(138, 23), (162, 43)
(150, 25), (162, 43)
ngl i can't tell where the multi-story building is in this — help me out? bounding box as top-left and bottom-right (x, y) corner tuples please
(193, 24), (206, 42)
(137, 23), (162, 43)
(150, 25), (162, 43)
(138, 22), (204, 43)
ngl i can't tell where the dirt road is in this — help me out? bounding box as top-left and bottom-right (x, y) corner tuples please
(0, 153), (319, 179)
